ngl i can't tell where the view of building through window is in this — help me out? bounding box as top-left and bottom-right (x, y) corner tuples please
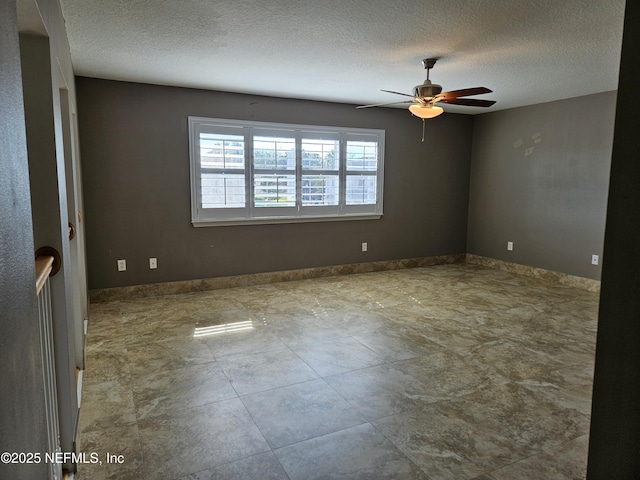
(189, 117), (384, 226)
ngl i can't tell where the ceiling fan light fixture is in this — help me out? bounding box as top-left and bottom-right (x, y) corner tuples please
(408, 104), (444, 119)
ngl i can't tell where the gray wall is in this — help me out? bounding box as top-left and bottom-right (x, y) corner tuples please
(77, 78), (474, 289)
(467, 92), (616, 279)
(0, 1), (48, 478)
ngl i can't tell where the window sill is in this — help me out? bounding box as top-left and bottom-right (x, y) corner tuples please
(192, 213), (382, 227)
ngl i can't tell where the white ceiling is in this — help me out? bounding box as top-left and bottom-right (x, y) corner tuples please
(53, 0), (625, 114)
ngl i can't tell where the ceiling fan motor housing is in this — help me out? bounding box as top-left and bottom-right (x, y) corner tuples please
(413, 82), (443, 98)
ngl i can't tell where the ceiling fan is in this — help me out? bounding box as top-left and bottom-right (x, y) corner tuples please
(357, 58), (496, 139)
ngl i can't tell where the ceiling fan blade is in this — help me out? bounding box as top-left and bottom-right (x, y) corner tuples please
(439, 97), (496, 107)
(438, 87), (493, 100)
(356, 100), (415, 109)
(380, 89), (416, 98)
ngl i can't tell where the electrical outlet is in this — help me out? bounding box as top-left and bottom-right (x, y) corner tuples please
(117, 259), (126, 271)
(507, 241), (514, 251)
(362, 242), (368, 252)
(591, 254), (599, 266)
(149, 257), (158, 269)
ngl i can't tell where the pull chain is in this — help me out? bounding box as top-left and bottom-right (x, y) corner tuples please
(421, 118), (426, 142)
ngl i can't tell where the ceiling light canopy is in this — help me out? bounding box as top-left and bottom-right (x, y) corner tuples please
(408, 104), (444, 119)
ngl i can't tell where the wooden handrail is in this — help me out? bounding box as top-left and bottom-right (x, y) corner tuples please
(35, 246), (61, 295)
(36, 255), (54, 295)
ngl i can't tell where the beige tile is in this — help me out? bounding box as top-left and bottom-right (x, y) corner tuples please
(241, 378), (366, 448)
(75, 422), (144, 480)
(448, 383), (590, 453)
(79, 379), (136, 433)
(289, 336), (386, 376)
(274, 423), (429, 479)
(373, 401), (530, 479)
(79, 264), (599, 479)
(126, 337), (214, 377)
(216, 347), (319, 396)
(131, 361), (237, 419)
(325, 362), (439, 420)
(177, 451), (289, 480)
(487, 435), (589, 479)
(203, 324), (288, 359)
(137, 398), (270, 479)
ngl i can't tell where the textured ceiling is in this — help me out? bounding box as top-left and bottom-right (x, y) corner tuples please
(54, 0), (625, 114)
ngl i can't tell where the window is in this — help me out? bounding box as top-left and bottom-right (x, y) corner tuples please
(189, 117), (384, 226)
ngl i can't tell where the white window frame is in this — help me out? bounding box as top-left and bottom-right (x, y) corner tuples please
(189, 117), (385, 226)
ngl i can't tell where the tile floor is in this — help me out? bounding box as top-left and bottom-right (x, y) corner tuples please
(76, 263), (599, 479)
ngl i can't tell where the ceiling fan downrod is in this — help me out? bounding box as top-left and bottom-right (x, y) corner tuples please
(415, 58), (443, 98)
(422, 58), (438, 81)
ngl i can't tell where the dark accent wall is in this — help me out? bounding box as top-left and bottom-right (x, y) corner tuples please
(588, 0), (640, 477)
(77, 78), (474, 289)
(467, 92), (616, 280)
(0, 2), (49, 478)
